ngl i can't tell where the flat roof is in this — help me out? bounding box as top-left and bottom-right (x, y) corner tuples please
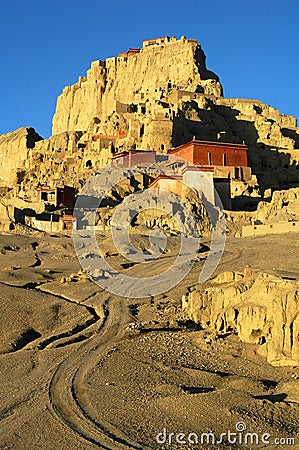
(168, 139), (247, 154)
(60, 215), (75, 221)
(111, 149), (156, 159)
(148, 174), (183, 188)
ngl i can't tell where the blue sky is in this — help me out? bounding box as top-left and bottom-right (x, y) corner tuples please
(1, 0), (298, 138)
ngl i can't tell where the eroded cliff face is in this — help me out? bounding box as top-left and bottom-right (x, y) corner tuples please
(50, 36), (299, 189)
(0, 35), (299, 197)
(0, 127), (42, 187)
(52, 36), (222, 141)
(182, 272), (299, 366)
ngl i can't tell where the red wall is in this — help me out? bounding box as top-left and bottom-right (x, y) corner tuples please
(169, 141), (248, 167)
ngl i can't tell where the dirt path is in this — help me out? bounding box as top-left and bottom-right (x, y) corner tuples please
(0, 232), (298, 449)
(48, 296), (146, 449)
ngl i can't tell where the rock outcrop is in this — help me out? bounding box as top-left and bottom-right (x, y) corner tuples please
(182, 272), (299, 366)
(225, 187), (299, 237)
(0, 127), (42, 188)
(255, 188), (299, 223)
(52, 36), (222, 141)
(0, 202), (13, 231)
(0, 35), (299, 203)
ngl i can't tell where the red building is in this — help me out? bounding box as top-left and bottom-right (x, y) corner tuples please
(168, 140), (248, 167)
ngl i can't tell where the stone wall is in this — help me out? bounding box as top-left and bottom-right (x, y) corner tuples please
(225, 187), (299, 237)
(242, 220), (299, 237)
(52, 36), (223, 148)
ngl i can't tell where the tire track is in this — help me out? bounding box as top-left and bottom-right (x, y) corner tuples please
(48, 297), (146, 449)
(0, 280), (103, 351)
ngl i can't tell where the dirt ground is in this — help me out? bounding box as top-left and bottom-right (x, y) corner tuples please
(0, 230), (298, 449)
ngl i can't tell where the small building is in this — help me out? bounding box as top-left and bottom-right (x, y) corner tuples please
(25, 212), (76, 232)
(148, 167), (232, 209)
(148, 174), (183, 196)
(142, 36), (171, 47)
(168, 139), (250, 181)
(37, 185), (76, 209)
(25, 213), (61, 232)
(60, 214), (76, 230)
(118, 48), (140, 58)
(242, 220), (299, 238)
(37, 186), (56, 205)
(111, 149), (156, 168)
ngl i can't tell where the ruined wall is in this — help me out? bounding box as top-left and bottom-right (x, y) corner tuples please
(212, 99), (299, 189)
(52, 36), (223, 148)
(255, 188), (299, 223)
(0, 202), (13, 231)
(225, 187), (299, 237)
(242, 220), (299, 237)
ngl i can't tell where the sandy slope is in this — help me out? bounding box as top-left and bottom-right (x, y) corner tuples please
(0, 231), (298, 449)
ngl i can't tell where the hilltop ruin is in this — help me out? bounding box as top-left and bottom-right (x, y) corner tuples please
(0, 35), (299, 231)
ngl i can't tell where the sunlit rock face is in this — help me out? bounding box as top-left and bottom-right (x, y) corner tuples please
(182, 272), (299, 366)
(1, 35), (299, 198)
(0, 127), (42, 187)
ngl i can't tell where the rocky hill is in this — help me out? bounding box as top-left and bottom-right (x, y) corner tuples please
(0, 35), (299, 202)
(52, 36), (222, 140)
